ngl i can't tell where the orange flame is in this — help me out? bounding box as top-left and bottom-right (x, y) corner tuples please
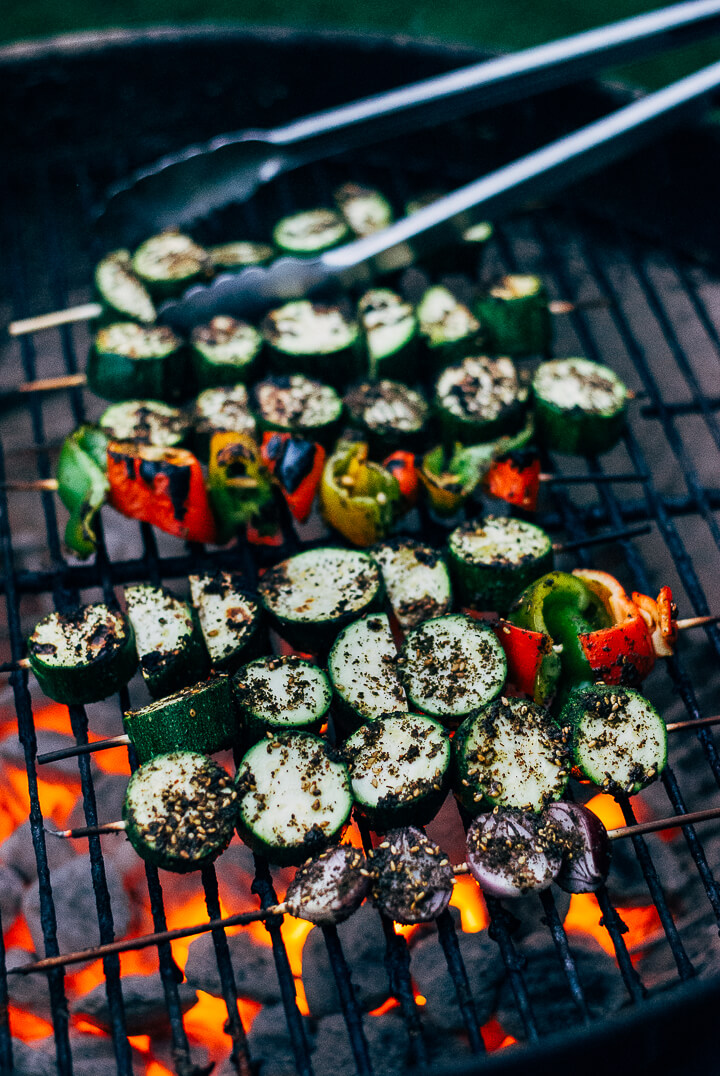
(450, 875), (489, 933)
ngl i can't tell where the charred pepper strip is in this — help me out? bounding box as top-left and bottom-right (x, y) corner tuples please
(573, 569), (656, 685)
(207, 432), (274, 543)
(483, 451), (542, 511)
(260, 431), (325, 524)
(382, 451), (420, 511)
(106, 440), (218, 544)
(56, 425), (110, 559)
(319, 441), (399, 547)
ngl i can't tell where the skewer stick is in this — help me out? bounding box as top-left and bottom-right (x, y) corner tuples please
(547, 297), (610, 315)
(0, 657), (30, 675)
(675, 614), (720, 631)
(37, 734), (131, 765)
(552, 522), (652, 554)
(8, 305), (103, 337)
(0, 478), (59, 492)
(47, 820), (128, 838)
(18, 801), (720, 977)
(540, 472), (648, 485)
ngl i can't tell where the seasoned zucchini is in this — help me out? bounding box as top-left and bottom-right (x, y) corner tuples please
(189, 571), (264, 672)
(131, 232), (212, 298)
(448, 515), (554, 613)
(27, 603), (137, 706)
(123, 674), (237, 763)
(453, 697), (571, 813)
(475, 274), (551, 357)
(88, 322), (187, 403)
(434, 355), (529, 444)
(372, 539), (452, 631)
(123, 751), (237, 873)
(343, 380), (429, 453)
(235, 731), (353, 865)
(272, 208), (349, 256)
(344, 712), (450, 830)
(94, 249), (156, 324)
(99, 400), (190, 448)
(257, 547), (383, 652)
(417, 286), (483, 374)
(253, 374), (343, 443)
(190, 316), (262, 388)
(334, 183), (393, 238)
(328, 612), (407, 733)
(233, 655), (332, 743)
(209, 241), (274, 270)
(560, 684), (667, 795)
(358, 288), (418, 382)
(124, 583), (208, 698)
(191, 384), (257, 460)
(532, 358), (629, 456)
(262, 301), (361, 386)
(398, 614), (506, 727)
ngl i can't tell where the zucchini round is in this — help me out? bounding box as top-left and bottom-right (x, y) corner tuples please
(189, 571), (264, 673)
(559, 684), (667, 795)
(233, 655), (332, 743)
(369, 826), (454, 923)
(123, 751), (237, 873)
(343, 712), (451, 830)
(88, 322), (187, 404)
(343, 380), (429, 453)
(190, 316), (262, 388)
(209, 241), (274, 270)
(123, 674), (237, 763)
(448, 515), (554, 613)
(399, 614), (507, 727)
(272, 208), (350, 256)
(475, 274), (552, 357)
(27, 603), (137, 706)
(94, 249), (156, 324)
(334, 183), (393, 238)
(257, 547), (383, 652)
(124, 583), (208, 698)
(253, 374), (343, 443)
(372, 539), (452, 631)
(262, 301), (361, 387)
(328, 613), (407, 733)
(99, 400), (190, 448)
(453, 697), (571, 813)
(131, 232), (211, 298)
(434, 355), (529, 444)
(532, 358), (629, 456)
(417, 286), (483, 375)
(191, 384), (257, 460)
(357, 288), (417, 383)
(235, 731), (353, 865)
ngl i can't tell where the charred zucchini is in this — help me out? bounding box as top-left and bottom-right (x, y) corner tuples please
(272, 208), (349, 256)
(357, 288), (418, 382)
(131, 232), (212, 298)
(233, 655), (332, 744)
(343, 379), (429, 453)
(190, 316), (263, 388)
(532, 358), (629, 456)
(124, 583), (208, 698)
(417, 286), (483, 374)
(88, 322), (187, 403)
(434, 355), (529, 444)
(334, 183), (393, 238)
(94, 250), (156, 324)
(209, 241), (274, 270)
(475, 274), (551, 356)
(123, 674), (237, 763)
(328, 612), (407, 733)
(99, 400), (190, 448)
(253, 374), (343, 443)
(372, 540), (452, 631)
(189, 571), (264, 673)
(191, 384), (257, 460)
(262, 301), (361, 386)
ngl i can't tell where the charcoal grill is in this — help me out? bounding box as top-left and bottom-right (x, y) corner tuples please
(3, 24), (720, 1076)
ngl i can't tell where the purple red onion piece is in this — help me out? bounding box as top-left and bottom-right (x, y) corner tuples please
(369, 826), (454, 924)
(465, 809), (563, 899)
(285, 844), (371, 925)
(543, 801), (612, 893)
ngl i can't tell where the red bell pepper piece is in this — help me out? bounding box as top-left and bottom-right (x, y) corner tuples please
(260, 432), (325, 523)
(383, 451), (420, 509)
(632, 584), (678, 658)
(493, 619), (555, 700)
(573, 569), (656, 684)
(107, 441), (217, 544)
(484, 453), (542, 511)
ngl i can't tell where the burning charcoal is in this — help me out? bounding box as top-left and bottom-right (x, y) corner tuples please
(67, 1031), (147, 1076)
(311, 1010), (408, 1076)
(5, 949), (52, 1018)
(2, 819), (75, 883)
(0, 864), (23, 925)
(1, 730), (80, 781)
(410, 928), (505, 1031)
(22, 855), (130, 963)
(604, 831), (682, 905)
(185, 930), (282, 1004)
(71, 974), (198, 1035)
(66, 773), (138, 875)
(498, 887), (571, 941)
(8, 1039), (57, 1076)
(495, 934), (627, 1040)
(245, 1002), (312, 1076)
(301, 902), (389, 1017)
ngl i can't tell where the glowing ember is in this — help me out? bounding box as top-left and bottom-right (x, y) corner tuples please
(450, 875), (489, 933)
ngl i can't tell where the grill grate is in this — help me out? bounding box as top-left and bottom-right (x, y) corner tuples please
(3, 27), (720, 1076)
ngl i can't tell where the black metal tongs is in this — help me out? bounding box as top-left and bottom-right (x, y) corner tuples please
(10, 0), (720, 338)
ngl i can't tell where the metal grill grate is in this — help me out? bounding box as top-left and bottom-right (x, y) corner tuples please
(3, 26), (720, 1076)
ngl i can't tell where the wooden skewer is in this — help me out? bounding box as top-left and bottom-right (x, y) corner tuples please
(37, 734), (131, 765)
(547, 297), (610, 315)
(540, 472), (647, 485)
(675, 614), (720, 631)
(552, 522), (652, 553)
(8, 305), (103, 337)
(17, 800), (720, 977)
(0, 478), (59, 492)
(47, 820), (128, 838)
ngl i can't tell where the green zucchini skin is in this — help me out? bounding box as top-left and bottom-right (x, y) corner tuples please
(272, 208), (350, 256)
(334, 183), (393, 238)
(27, 603), (138, 706)
(257, 547), (384, 653)
(125, 583), (209, 699)
(131, 232), (212, 299)
(123, 674), (237, 763)
(398, 614), (507, 728)
(87, 322), (188, 404)
(190, 316), (263, 389)
(190, 384), (258, 461)
(235, 731), (353, 866)
(447, 515), (554, 614)
(357, 288), (418, 383)
(328, 612), (407, 736)
(453, 696), (572, 814)
(99, 400), (191, 449)
(252, 375), (343, 444)
(189, 572), (265, 674)
(372, 539), (452, 631)
(261, 301), (361, 388)
(343, 379), (430, 455)
(532, 358), (629, 456)
(123, 751), (237, 873)
(343, 712), (451, 831)
(233, 655), (332, 745)
(417, 286), (484, 377)
(475, 275), (552, 357)
(94, 249), (156, 325)
(559, 684), (667, 795)
(434, 356), (529, 445)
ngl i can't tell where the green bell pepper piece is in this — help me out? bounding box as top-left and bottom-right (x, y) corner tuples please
(56, 426), (110, 558)
(207, 432), (274, 544)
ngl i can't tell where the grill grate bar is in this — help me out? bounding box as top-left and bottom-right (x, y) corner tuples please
(435, 910), (486, 1055)
(321, 924), (375, 1075)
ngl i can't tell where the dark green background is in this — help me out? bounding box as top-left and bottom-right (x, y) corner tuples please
(2, 1), (719, 88)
